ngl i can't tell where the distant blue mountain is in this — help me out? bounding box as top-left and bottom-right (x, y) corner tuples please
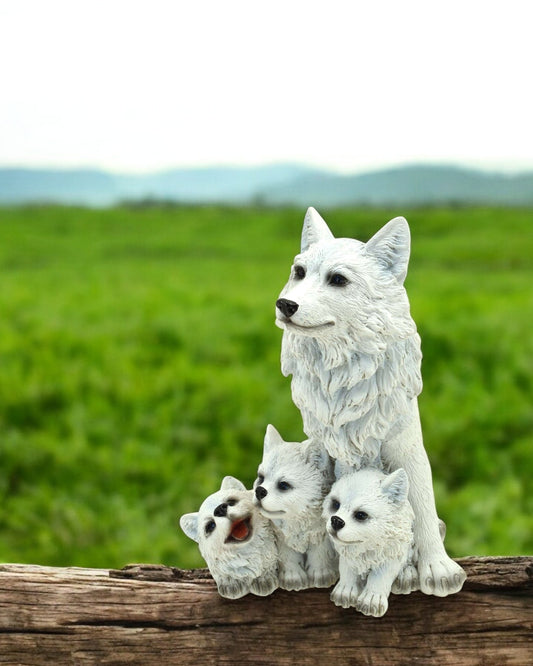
(0, 163), (532, 207)
(258, 164), (533, 207)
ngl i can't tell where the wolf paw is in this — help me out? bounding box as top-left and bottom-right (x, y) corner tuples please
(330, 581), (359, 608)
(279, 568), (308, 592)
(392, 563), (419, 595)
(355, 589), (389, 617)
(418, 556), (466, 597)
(251, 574), (278, 597)
(307, 568), (338, 589)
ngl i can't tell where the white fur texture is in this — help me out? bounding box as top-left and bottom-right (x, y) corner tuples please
(180, 476), (278, 599)
(276, 208), (466, 597)
(324, 468), (414, 616)
(253, 425), (338, 590)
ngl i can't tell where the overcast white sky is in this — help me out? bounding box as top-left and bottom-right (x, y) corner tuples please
(0, 0), (531, 174)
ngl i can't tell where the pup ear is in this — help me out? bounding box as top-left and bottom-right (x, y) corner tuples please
(263, 424), (285, 454)
(365, 216), (410, 283)
(381, 468), (409, 506)
(220, 476), (246, 492)
(303, 441), (331, 472)
(301, 207), (334, 252)
(180, 513), (200, 542)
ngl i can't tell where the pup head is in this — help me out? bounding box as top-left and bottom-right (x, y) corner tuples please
(324, 468), (412, 553)
(276, 207), (416, 354)
(180, 476), (257, 559)
(253, 424), (333, 520)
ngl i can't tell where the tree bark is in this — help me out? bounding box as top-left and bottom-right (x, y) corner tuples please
(0, 556), (531, 665)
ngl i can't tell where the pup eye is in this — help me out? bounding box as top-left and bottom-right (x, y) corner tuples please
(293, 265), (306, 280)
(354, 511), (369, 522)
(256, 474), (264, 485)
(226, 498), (238, 506)
(330, 499), (340, 511)
(205, 520), (216, 535)
(328, 272), (348, 287)
(277, 481), (292, 492)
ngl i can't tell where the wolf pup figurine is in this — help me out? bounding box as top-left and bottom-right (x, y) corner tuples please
(180, 476), (278, 599)
(324, 468), (414, 617)
(276, 208), (466, 597)
(253, 424), (338, 591)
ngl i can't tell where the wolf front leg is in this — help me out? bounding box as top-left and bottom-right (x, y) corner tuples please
(277, 541), (308, 591)
(306, 535), (339, 588)
(382, 401), (466, 597)
(356, 559), (403, 617)
(330, 556), (363, 608)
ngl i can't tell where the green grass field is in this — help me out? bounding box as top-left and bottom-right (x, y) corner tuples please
(0, 204), (531, 568)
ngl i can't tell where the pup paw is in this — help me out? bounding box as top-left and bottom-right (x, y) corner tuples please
(217, 580), (250, 599)
(330, 581), (359, 608)
(391, 563), (419, 595)
(279, 568), (308, 591)
(418, 557), (466, 597)
(307, 568), (338, 589)
(356, 589), (389, 617)
(251, 574), (278, 597)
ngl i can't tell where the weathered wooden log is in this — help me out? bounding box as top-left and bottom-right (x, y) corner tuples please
(0, 557), (531, 665)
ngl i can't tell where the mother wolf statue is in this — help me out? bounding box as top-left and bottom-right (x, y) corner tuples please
(275, 207), (466, 597)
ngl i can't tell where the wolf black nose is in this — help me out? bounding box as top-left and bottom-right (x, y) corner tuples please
(330, 515), (345, 532)
(214, 503), (228, 517)
(255, 486), (268, 501)
(276, 298), (299, 318)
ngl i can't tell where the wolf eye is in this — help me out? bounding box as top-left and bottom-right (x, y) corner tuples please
(205, 520), (216, 535)
(330, 499), (340, 511)
(329, 273), (348, 287)
(293, 265), (306, 280)
(354, 511), (369, 522)
(277, 481), (292, 492)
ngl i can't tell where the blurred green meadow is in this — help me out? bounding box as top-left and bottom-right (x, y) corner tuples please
(0, 204), (531, 569)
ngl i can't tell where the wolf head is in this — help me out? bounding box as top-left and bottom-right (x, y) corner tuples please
(323, 468), (414, 555)
(276, 208), (417, 358)
(253, 424), (333, 521)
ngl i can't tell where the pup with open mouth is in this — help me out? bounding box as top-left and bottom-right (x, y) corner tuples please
(180, 476), (279, 599)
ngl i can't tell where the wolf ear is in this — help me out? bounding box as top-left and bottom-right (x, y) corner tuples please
(263, 424), (285, 454)
(381, 468), (409, 506)
(365, 216), (411, 283)
(180, 512), (200, 542)
(301, 207), (335, 252)
(220, 476), (246, 492)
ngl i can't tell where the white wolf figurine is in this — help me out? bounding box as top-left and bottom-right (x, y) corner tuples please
(275, 207), (466, 597)
(180, 476), (278, 599)
(324, 467), (414, 617)
(253, 424), (338, 591)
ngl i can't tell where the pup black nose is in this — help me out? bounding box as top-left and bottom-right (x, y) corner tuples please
(255, 486), (268, 501)
(214, 503), (228, 517)
(330, 515), (345, 532)
(276, 298), (299, 318)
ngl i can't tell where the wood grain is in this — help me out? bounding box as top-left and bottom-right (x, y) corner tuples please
(0, 557), (531, 665)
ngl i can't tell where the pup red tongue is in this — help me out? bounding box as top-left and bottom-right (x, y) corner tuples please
(229, 518), (250, 541)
